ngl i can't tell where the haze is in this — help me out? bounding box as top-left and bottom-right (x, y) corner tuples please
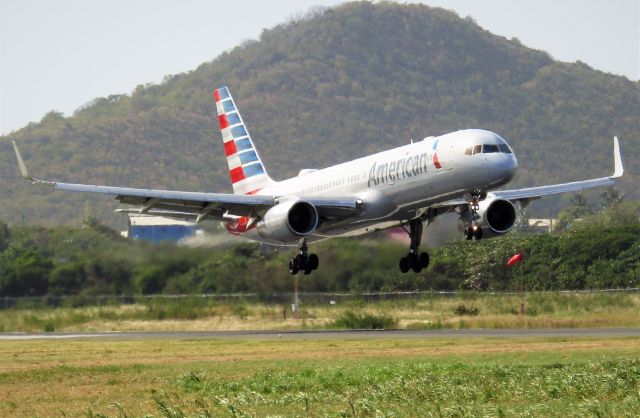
(1, 0), (638, 135)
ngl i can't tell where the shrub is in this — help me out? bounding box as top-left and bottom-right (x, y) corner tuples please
(43, 320), (56, 332)
(454, 304), (479, 316)
(330, 310), (397, 329)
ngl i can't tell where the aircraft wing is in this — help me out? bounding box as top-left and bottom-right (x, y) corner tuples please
(12, 141), (360, 223)
(434, 137), (623, 210)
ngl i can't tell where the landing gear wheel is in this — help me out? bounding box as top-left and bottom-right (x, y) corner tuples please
(399, 256), (410, 273)
(411, 254), (422, 273)
(464, 227), (473, 240)
(289, 240), (320, 275)
(289, 257), (299, 275)
(308, 254), (319, 271)
(473, 226), (483, 240)
(419, 252), (430, 268)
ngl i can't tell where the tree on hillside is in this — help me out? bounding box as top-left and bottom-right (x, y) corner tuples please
(555, 193), (593, 231)
(600, 186), (624, 209)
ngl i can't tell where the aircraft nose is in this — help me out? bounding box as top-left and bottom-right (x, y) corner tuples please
(492, 153), (517, 184)
(502, 154), (518, 181)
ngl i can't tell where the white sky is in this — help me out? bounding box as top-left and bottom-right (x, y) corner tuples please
(1, 0), (638, 135)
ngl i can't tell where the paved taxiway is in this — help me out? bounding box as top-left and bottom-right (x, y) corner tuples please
(1, 328), (640, 340)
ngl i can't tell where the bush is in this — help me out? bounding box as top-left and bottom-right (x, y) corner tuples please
(143, 297), (213, 320)
(454, 304), (479, 316)
(330, 310), (397, 329)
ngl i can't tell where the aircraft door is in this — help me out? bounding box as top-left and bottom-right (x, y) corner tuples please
(445, 143), (454, 170)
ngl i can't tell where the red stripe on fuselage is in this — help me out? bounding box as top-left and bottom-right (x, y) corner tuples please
(229, 166), (245, 183)
(213, 89), (221, 102)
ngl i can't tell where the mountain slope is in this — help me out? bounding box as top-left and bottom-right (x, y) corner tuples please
(1, 2), (638, 227)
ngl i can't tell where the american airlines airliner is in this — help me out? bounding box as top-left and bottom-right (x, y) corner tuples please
(13, 87), (624, 275)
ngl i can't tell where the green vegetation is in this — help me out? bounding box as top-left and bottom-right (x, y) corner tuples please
(1, 337), (638, 416)
(0, 2), (637, 227)
(328, 310), (397, 330)
(162, 357), (640, 417)
(0, 202), (638, 298)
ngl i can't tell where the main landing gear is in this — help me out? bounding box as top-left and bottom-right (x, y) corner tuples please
(289, 239), (319, 275)
(399, 219), (430, 273)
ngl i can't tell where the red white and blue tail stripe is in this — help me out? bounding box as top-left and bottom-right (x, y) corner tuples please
(214, 87), (274, 195)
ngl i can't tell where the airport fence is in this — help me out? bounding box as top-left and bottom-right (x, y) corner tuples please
(2, 288), (640, 310)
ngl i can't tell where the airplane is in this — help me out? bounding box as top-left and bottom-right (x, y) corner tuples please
(12, 86), (624, 275)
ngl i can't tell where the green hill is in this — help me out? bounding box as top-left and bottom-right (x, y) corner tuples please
(1, 2), (638, 227)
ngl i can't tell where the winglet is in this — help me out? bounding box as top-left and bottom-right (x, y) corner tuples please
(612, 136), (623, 178)
(11, 141), (53, 185)
(12, 141), (32, 180)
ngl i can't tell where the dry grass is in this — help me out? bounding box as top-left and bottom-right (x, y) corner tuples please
(2, 292), (640, 332)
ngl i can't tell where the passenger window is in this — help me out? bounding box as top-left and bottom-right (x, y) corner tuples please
(472, 145), (482, 155)
(498, 144), (512, 153)
(483, 144), (499, 153)
(464, 147), (472, 155)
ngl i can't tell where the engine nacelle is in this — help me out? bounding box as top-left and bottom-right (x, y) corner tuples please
(475, 198), (516, 237)
(256, 199), (319, 243)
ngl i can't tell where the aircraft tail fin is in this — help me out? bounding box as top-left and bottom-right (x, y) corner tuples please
(213, 86), (275, 195)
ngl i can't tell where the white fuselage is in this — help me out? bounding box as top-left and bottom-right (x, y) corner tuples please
(242, 129), (518, 244)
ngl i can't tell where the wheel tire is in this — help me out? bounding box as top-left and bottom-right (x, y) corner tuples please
(411, 255), (422, 273)
(288, 258), (299, 275)
(464, 227), (473, 240)
(399, 257), (410, 273)
(303, 267), (312, 275)
(308, 254), (319, 270)
(419, 252), (430, 268)
(473, 226), (483, 240)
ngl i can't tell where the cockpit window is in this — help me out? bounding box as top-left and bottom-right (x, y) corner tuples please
(498, 144), (512, 153)
(468, 142), (513, 155)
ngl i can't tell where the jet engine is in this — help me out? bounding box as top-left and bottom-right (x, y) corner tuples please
(474, 197), (517, 238)
(256, 199), (319, 243)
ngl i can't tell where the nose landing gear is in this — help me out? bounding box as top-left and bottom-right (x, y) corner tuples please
(289, 239), (319, 275)
(399, 218), (430, 273)
(464, 223), (483, 240)
(462, 191), (485, 241)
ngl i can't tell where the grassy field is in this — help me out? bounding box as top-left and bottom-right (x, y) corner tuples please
(0, 336), (639, 417)
(1, 292), (640, 332)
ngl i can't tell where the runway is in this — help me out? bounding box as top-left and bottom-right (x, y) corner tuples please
(2, 328), (640, 340)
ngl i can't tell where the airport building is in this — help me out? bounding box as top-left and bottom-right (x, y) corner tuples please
(122, 215), (198, 242)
